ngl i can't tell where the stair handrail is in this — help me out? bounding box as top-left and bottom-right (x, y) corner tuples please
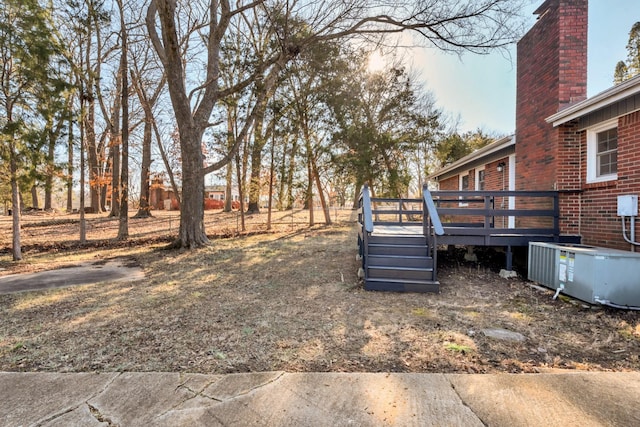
(423, 185), (444, 236)
(361, 184), (374, 233)
(423, 185), (443, 284)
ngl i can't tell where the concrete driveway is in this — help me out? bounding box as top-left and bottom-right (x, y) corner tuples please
(0, 258), (145, 294)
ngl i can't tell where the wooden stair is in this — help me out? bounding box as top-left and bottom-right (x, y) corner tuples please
(364, 234), (439, 293)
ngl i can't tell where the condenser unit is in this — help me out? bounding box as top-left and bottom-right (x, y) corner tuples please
(528, 242), (640, 309)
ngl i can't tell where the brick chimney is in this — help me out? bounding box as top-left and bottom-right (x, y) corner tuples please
(515, 0), (588, 191)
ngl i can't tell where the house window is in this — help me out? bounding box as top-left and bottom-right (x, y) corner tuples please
(460, 174), (469, 191)
(597, 128), (617, 176)
(459, 172), (470, 206)
(587, 120), (618, 183)
(476, 169), (485, 190)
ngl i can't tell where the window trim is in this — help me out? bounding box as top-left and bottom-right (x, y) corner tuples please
(459, 171), (470, 206)
(475, 167), (485, 191)
(586, 119), (618, 184)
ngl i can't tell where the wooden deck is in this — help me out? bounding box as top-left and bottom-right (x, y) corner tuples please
(359, 187), (581, 281)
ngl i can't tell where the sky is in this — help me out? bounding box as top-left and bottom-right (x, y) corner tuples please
(408, 0), (640, 135)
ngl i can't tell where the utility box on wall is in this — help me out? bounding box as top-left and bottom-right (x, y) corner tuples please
(617, 195), (638, 217)
(528, 242), (640, 308)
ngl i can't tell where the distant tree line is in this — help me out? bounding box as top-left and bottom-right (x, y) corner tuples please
(1, 0), (528, 259)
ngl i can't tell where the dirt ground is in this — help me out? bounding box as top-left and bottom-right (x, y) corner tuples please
(0, 209), (639, 374)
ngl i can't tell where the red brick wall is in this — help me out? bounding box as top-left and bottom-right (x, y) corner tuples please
(436, 160), (511, 192)
(435, 159), (512, 224)
(515, 0), (588, 192)
(573, 112), (640, 249)
(438, 176), (459, 191)
(484, 160), (510, 192)
(557, 121), (582, 235)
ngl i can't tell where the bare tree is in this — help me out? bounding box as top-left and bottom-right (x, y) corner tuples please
(131, 56), (166, 218)
(147, 0), (526, 248)
(116, 0), (129, 240)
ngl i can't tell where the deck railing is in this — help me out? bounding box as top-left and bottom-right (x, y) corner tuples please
(358, 188), (569, 271)
(430, 190), (560, 245)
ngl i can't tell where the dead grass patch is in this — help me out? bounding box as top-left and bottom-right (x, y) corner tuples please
(0, 209), (639, 373)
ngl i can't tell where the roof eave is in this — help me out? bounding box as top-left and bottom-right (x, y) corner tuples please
(428, 135), (515, 180)
(546, 75), (640, 126)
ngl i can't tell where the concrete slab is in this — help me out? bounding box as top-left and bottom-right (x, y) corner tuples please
(42, 404), (108, 427)
(2, 371), (640, 426)
(186, 372), (484, 427)
(447, 372), (640, 426)
(87, 372), (223, 426)
(0, 372), (118, 426)
(0, 259), (145, 294)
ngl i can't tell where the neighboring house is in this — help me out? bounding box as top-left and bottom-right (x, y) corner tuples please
(204, 185), (242, 209)
(430, 0), (640, 251)
(150, 178), (179, 210)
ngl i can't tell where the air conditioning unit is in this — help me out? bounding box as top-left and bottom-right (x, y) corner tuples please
(528, 242), (640, 309)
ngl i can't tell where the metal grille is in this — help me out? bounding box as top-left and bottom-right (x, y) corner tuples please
(528, 242), (557, 287)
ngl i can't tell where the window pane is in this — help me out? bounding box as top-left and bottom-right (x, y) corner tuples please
(461, 175), (469, 190)
(598, 152), (618, 176)
(478, 170), (485, 190)
(598, 140), (610, 152)
(596, 127), (618, 177)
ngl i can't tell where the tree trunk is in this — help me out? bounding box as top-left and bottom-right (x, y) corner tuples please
(175, 127), (207, 247)
(235, 152), (246, 232)
(241, 131), (250, 213)
(80, 137), (87, 243)
(152, 120), (180, 205)
(109, 68), (122, 217)
(85, 97), (102, 213)
(31, 185), (39, 210)
(108, 139), (120, 216)
(66, 112), (74, 212)
(285, 139), (297, 210)
(134, 118), (152, 218)
(131, 68), (162, 219)
(312, 155), (331, 225)
(267, 134), (275, 230)
(10, 146), (22, 261)
(117, 14), (129, 240)
(44, 129), (55, 210)
(247, 106), (266, 214)
(224, 160), (233, 212)
(352, 177), (364, 209)
(306, 151), (314, 226)
(277, 140), (287, 211)
(79, 83), (87, 244)
(223, 115), (234, 212)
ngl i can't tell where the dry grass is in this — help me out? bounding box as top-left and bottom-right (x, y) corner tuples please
(0, 209), (639, 374)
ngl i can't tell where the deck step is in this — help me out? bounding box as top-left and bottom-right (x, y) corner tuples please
(365, 278), (439, 293)
(368, 244), (428, 257)
(368, 235), (427, 246)
(367, 265), (434, 281)
(367, 255), (433, 269)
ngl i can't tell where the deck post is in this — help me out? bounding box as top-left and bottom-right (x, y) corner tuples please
(506, 245), (513, 271)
